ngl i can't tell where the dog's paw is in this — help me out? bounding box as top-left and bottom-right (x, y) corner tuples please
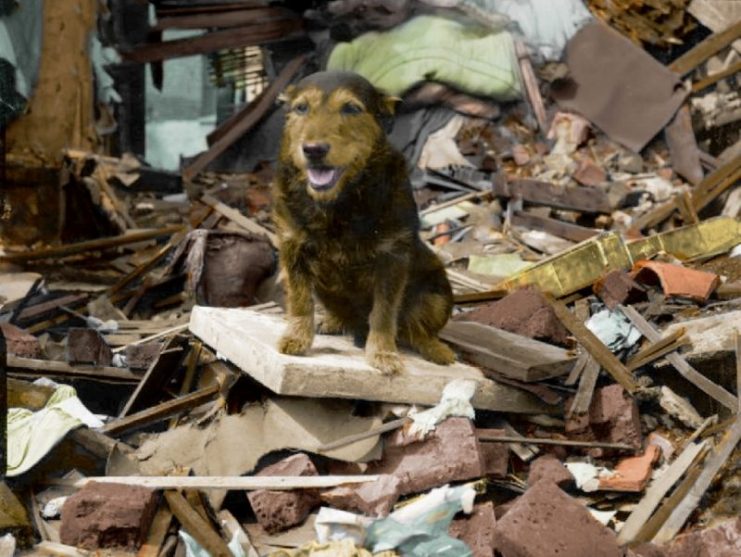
(316, 314), (344, 335)
(420, 338), (456, 365)
(278, 331), (313, 355)
(367, 349), (405, 375)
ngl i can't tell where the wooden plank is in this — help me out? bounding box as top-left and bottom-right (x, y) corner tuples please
(617, 440), (707, 544)
(511, 211), (599, 243)
(669, 20), (741, 75)
(188, 306), (554, 414)
(55, 475), (380, 490)
(164, 490), (232, 557)
(692, 60), (741, 91)
(7, 355), (139, 382)
(153, 6), (291, 30)
(548, 298), (638, 393)
(218, 510), (260, 557)
(567, 355), (600, 417)
(627, 338), (689, 371)
(102, 385), (219, 436)
(138, 505), (172, 557)
(626, 327), (687, 371)
(0, 226), (181, 263)
(692, 153), (741, 212)
(493, 179), (622, 214)
(515, 40), (547, 132)
(121, 19), (304, 63)
(182, 54), (307, 182)
(652, 417), (741, 544)
(620, 305), (737, 410)
(199, 193), (278, 246)
(440, 320), (576, 382)
(476, 432), (633, 450)
(16, 293), (89, 322)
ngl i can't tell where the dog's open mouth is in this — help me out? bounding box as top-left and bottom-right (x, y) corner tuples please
(307, 167), (341, 191)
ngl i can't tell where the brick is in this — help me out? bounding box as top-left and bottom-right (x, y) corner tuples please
(573, 158), (607, 186)
(369, 417), (486, 495)
(320, 474), (400, 517)
(449, 502), (496, 557)
(0, 323), (41, 359)
(594, 271), (646, 310)
(60, 481), (158, 550)
(599, 445), (660, 492)
(494, 481), (622, 557)
(567, 384), (642, 450)
(494, 497), (520, 520)
(247, 453), (319, 533)
(66, 328), (112, 366)
(664, 517), (741, 557)
(527, 455), (574, 489)
(480, 428), (509, 479)
(124, 342), (162, 370)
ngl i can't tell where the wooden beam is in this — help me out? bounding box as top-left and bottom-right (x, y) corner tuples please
(493, 179), (622, 214)
(692, 60), (741, 92)
(182, 54), (307, 182)
(218, 510), (260, 557)
(153, 6), (292, 30)
(511, 211), (599, 243)
(164, 490), (232, 557)
(620, 305), (737, 410)
(691, 153), (741, 212)
(476, 432), (634, 451)
(669, 20), (741, 75)
(121, 19), (304, 63)
(626, 327), (687, 371)
(102, 385), (219, 436)
(199, 193), (278, 246)
(567, 355), (600, 417)
(548, 298), (638, 393)
(0, 226), (181, 263)
(7, 355), (139, 383)
(138, 505), (173, 557)
(54, 475), (380, 490)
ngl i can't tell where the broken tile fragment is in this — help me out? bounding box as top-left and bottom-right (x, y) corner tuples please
(320, 474), (400, 517)
(247, 453), (320, 533)
(66, 328), (112, 366)
(369, 417), (485, 495)
(124, 341), (162, 370)
(0, 322), (41, 359)
(632, 261), (720, 302)
(593, 270), (647, 310)
(599, 445), (660, 492)
(458, 287), (570, 346)
(449, 502), (496, 557)
(60, 481), (158, 550)
(494, 481), (622, 557)
(527, 454), (574, 489)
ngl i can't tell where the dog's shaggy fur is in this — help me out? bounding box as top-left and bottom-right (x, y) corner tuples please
(272, 71), (454, 374)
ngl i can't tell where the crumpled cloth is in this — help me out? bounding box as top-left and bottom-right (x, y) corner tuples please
(7, 384), (103, 477)
(327, 15), (520, 100)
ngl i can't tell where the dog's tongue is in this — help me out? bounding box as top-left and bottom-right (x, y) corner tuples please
(307, 168), (336, 187)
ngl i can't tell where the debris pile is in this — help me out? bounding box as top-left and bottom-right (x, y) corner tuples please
(0, 1), (739, 556)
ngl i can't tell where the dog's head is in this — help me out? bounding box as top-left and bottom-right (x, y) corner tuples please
(279, 71), (398, 202)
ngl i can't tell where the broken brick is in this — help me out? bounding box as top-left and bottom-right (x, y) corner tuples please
(0, 322), (41, 359)
(449, 502), (496, 557)
(664, 516), (741, 557)
(494, 481), (622, 557)
(369, 417), (485, 495)
(573, 158), (607, 186)
(527, 455), (574, 489)
(247, 453), (319, 533)
(599, 445), (660, 492)
(458, 288), (570, 346)
(60, 481), (158, 550)
(320, 474), (400, 517)
(568, 384), (642, 450)
(124, 341), (163, 370)
(480, 428), (509, 479)
(593, 270), (647, 310)
(66, 328), (112, 366)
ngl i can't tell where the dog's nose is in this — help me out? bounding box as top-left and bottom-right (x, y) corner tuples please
(302, 142), (330, 159)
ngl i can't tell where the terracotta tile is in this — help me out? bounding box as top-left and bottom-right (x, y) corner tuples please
(599, 445), (660, 492)
(632, 261), (720, 302)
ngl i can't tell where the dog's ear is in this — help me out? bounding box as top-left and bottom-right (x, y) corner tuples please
(278, 84), (297, 104)
(378, 95), (401, 134)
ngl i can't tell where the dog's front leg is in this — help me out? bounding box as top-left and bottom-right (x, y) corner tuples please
(277, 248), (315, 356)
(366, 253), (408, 375)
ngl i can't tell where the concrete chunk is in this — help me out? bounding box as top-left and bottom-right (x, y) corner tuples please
(494, 481), (622, 557)
(449, 502), (496, 557)
(247, 453), (319, 533)
(369, 417), (485, 495)
(66, 328), (112, 366)
(60, 481), (158, 550)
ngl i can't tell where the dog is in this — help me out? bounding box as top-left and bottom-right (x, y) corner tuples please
(272, 70), (455, 375)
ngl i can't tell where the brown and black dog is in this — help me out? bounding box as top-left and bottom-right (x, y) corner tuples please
(272, 70), (455, 374)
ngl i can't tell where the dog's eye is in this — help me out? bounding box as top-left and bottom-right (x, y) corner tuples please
(293, 102), (309, 115)
(341, 102), (363, 115)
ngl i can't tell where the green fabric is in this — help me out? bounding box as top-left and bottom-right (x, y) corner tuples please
(7, 385), (90, 477)
(327, 15), (521, 100)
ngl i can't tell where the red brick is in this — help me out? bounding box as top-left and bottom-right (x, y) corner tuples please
(567, 384), (642, 450)
(0, 323), (41, 359)
(66, 328), (112, 366)
(320, 474), (400, 517)
(527, 455), (574, 489)
(449, 502), (496, 557)
(60, 482), (158, 550)
(494, 481), (622, 557)
(480, 428), (509, 479)
(247, 453), (319, 533)
(369, 417), (485, 495)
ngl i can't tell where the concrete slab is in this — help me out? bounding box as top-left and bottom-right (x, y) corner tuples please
(189, 306), (552, 413)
